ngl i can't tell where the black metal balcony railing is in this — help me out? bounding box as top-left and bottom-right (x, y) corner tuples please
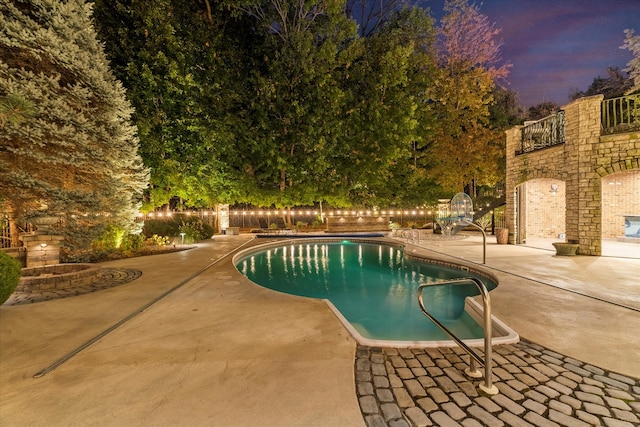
(518, 110), (565, 154)
(601, 95), (640, 135)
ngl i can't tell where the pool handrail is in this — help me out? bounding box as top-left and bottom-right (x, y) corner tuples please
(400, 225), (486, 264)
(417, 277), (499, 395)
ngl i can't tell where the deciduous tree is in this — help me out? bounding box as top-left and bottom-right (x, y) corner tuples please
(341, 6), (441, 207)
(424, 0), (510, 195)
(569, 67), (633, 101)
(622, 29), (640, 93)
(232, 0), (359, 209)
(527, 101), (560, 120)
(94, 0), (246, 211)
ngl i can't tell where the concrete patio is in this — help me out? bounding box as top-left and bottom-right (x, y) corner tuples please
(1, 233), (638, 426)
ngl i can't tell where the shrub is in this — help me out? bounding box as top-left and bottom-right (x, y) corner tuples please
(142, 216), (214, 242)
(0, 251), (21, 304)
(178, 220), (203, 244)
(121, 233), (146, 251)
(60, 247), (110, 263)
(475, 213), (492, 231)
(142, 219), (176, 238)
(92, 225), (126, 251)
(148, 234), (171, 246)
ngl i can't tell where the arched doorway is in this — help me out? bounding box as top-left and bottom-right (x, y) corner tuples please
(601, 170), (640, 258)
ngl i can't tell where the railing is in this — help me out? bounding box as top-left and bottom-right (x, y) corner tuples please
(518, 110), (565, 154)
(417, 277), (499, 395)
(601, 95), (640, 135)
(1, 216), (10, 249)
(0, 218), (32, 249)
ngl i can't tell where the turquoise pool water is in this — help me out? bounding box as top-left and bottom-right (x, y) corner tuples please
(235, 240), (496, 342)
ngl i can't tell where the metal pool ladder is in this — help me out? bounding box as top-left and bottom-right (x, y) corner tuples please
(417, 277), (499, 395)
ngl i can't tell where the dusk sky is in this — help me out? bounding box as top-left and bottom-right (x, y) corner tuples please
(426, 0), (640, 108)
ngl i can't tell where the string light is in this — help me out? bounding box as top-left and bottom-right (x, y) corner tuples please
(138, 208), (438, 218)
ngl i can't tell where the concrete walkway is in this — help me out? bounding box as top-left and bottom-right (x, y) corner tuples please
(1, 233), (639, 426)
(0, 236), (363, 427)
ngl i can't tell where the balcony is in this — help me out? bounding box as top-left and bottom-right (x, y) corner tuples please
(517, 110), (565, 155)
(601, 95), (640, 135)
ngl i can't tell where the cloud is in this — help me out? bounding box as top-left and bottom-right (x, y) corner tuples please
(424, 0), (639, 106)
(480, 0), (640, 106)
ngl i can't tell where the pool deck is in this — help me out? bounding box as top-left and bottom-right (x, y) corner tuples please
(1, 233), (639, 426)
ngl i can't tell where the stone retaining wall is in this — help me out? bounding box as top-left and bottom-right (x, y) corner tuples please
(326, 215), (390, 232)
(18, 263), (103, 292)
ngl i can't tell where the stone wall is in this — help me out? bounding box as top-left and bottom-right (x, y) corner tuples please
(523, 178), (566, 239)
(326, 215), (390, 232)
(19, 232), (64, 267)
(601, 171), (640, 238)
(505, 95), (640, 255)
(18, 263), (102, 292)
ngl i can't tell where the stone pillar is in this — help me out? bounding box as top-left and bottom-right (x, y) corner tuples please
(217, 203), (230, 234)
(564, 95), (604, 255)
(20, 232), (64, 267)
(504, 126), (523, 244)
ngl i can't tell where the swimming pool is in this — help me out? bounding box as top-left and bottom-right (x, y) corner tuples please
(234, 239), (518, 347)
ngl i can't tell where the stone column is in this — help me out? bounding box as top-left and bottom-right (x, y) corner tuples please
(20, 232), (64, 267)
(504, 126), (523, 244)
(564, 95), (604, 255)
(216, 203), (230, 234)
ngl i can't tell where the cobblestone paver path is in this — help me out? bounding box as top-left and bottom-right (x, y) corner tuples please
(356, 340), (640, 427)
(4, 268), (142, 306)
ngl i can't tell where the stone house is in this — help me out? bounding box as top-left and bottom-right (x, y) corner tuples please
(505, 95), (639, 256)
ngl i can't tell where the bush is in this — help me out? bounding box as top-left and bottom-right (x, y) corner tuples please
(147, 234), (171, 246)
(60, 247), (111, 263)
(142, 219), (176, 238)
(92, 225), (126, 251)
(0, 251), (21, 304)
(142, 215), (214, 242)
(121, 233), (146, 251)
(178, 220), (204, 244)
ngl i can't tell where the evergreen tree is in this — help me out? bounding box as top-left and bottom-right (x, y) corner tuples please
(0, 0), (149, 248)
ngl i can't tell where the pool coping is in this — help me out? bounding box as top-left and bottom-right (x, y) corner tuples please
(233, 236), (520, 348)
(324, 297), (519, 348)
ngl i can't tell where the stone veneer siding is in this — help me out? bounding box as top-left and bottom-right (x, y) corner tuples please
(326, 215), (391, 232)
(523, 178), (566, 239)
(505, 95), (640, 255)
(601, 171), (640, 238)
